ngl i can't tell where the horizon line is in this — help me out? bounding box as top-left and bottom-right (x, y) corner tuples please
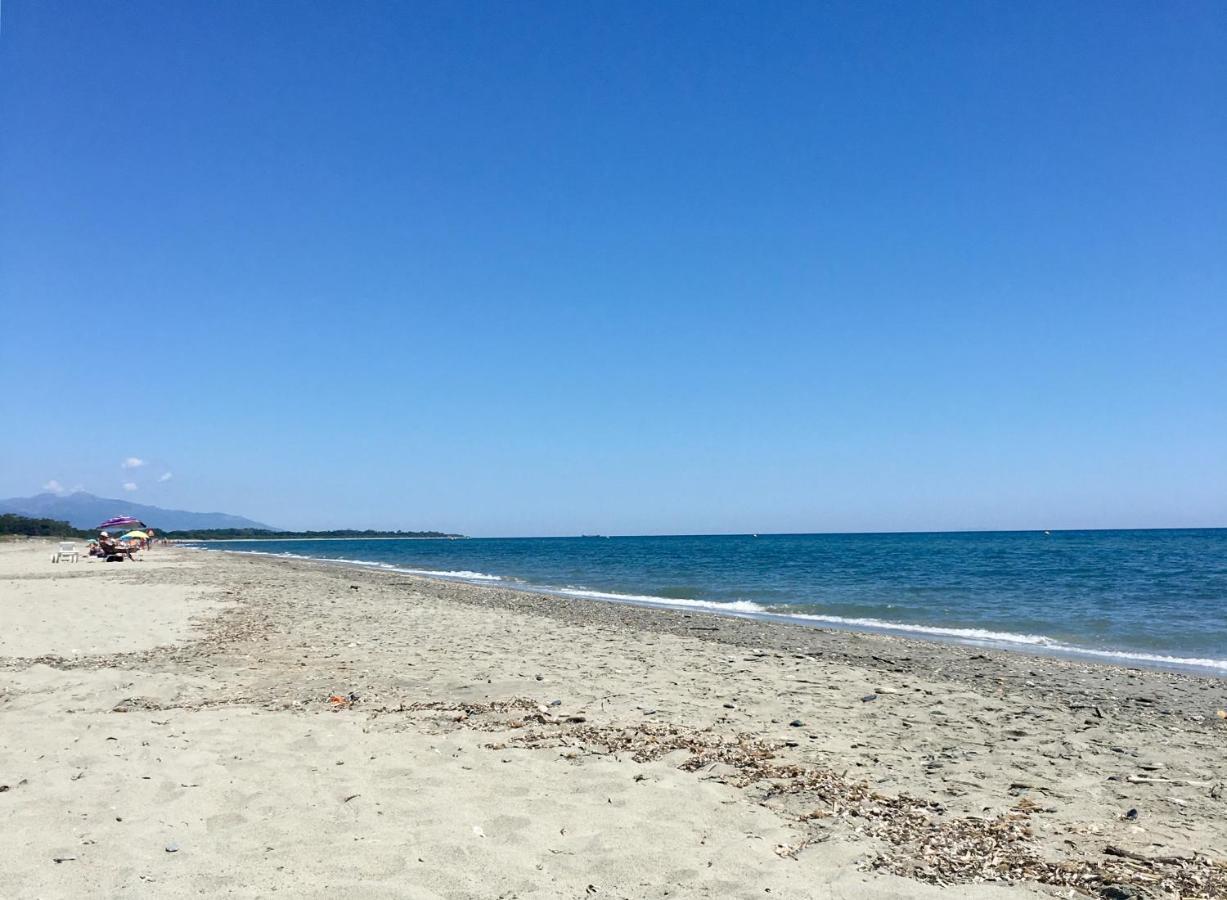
(202, 525), (1226, 539)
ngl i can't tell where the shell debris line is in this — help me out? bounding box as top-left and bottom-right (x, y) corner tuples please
(480, 716), (1227, 898)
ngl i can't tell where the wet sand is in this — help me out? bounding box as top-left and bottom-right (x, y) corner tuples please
(1, 541), (1224, 898)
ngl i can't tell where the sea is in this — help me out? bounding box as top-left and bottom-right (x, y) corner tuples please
(188, 529), (1227, 676)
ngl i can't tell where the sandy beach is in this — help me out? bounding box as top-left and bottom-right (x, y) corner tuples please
(1, 541), (1224, 899)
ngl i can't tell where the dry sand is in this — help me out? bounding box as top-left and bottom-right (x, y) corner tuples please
(1, 540), (1224, 899)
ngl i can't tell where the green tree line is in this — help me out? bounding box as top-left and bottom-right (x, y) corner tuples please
(0, 514), (93, 538)
(162, 528), (463, 540)
(0, 515), (462, 541)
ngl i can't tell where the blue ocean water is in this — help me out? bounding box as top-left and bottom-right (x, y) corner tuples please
(191, 530), (1227, 675)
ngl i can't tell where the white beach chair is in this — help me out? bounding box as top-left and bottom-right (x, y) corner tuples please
(53, 542), (79, 563)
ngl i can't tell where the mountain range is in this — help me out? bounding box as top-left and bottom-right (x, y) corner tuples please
(0, 492), (275, 531)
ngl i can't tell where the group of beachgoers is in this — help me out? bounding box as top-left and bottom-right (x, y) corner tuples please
(88, 528), (156, 561)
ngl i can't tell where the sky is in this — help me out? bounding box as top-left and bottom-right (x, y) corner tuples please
(1, 1), (1224, 535)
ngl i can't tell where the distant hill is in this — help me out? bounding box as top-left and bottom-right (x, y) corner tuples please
(0, 492), (276, 532)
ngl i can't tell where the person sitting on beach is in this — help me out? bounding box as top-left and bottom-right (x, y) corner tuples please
(98, 532), (135, 562)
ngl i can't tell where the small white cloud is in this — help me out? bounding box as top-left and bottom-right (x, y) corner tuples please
(122, 457), (146, 469)
(158, 472), (173, 482)
(43, 479), (65, 495)
(122, 482), (139, 492)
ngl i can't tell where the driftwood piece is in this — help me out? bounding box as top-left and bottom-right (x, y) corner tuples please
(1103, 845), (1195, 867)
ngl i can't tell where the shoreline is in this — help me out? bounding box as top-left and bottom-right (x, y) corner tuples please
(4, 542), (1225, 898)
(249, 549), (1227, 720)
(190, 544), (1227, 679)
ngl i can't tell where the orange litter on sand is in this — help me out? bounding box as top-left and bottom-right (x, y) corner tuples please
(329, 695), (349, 705)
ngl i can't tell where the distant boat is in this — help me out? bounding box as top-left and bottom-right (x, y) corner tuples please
(580, 534), (607, 539)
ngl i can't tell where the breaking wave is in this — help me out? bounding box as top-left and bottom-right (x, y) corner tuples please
(198, 548), (503, 582)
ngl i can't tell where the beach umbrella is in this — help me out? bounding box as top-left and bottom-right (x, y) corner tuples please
(97, 516), (143, 530)
(122, 530), (148, 539)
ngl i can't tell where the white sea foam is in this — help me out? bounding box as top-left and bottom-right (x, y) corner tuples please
(539, 589), (1227, 673)
(308, 555), (503, 581)
(784, 613), (1055, 646)
(397, 568), (502, 581)
(1038, 646), (1227, 672)
(213, 549), (503, 581)
(554, 587), (768, 614)
(780, 613), (1227, 672)
(215, 549), (315, 560)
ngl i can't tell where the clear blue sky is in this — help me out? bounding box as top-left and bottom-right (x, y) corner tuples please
(2, 1), (1224, 535)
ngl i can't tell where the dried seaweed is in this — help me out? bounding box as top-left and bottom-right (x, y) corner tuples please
(487, 718), (1227, 897)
